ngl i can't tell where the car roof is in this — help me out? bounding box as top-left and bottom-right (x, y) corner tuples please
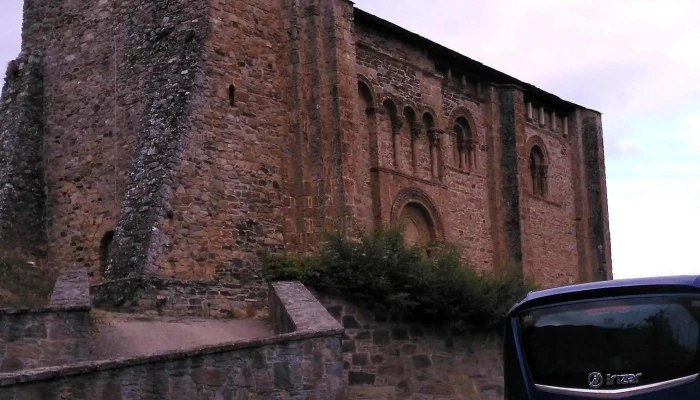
(507, 275), (700, 316)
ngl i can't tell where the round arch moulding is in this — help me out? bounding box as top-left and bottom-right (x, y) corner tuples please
(389, 187), (445, 243)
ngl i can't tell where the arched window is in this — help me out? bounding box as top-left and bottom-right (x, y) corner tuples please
(382, 99), (400, 131)
(358, 81), (373, 114)
(453, 117), (474, 170)
(529, 145), (548, 196)
(423, 112), (439, 178)
(99, 230), (115, 276)
(422, 112), (435, 133)
(383, 99), (402, 169)
(404, 107), (419, 172)
(403, 107), (418, 136)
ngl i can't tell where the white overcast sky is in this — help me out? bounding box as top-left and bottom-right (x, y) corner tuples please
(1, 1), (698, 280)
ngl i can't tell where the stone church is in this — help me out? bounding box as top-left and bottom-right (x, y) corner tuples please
(0, 0), (612, 308)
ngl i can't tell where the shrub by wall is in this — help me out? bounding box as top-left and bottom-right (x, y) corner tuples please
(263, 227), (537, 331)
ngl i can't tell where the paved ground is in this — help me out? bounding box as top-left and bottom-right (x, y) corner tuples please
(90, 312), (273, 360)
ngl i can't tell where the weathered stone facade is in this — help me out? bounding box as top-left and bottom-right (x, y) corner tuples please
(0, 270), (91, 373)
(0, 0), (613, 308)
(0, 52), (46, 261)
(91, 276), (266, 319)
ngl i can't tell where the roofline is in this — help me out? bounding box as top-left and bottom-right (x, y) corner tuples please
(352, 7), (601, 114)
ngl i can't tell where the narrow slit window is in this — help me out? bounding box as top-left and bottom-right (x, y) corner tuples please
(228, 84), (235, 106)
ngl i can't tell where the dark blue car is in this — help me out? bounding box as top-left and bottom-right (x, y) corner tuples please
(504, 275), (700, 399)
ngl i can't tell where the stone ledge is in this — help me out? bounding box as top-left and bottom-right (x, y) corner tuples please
(443, 164), (487, 180)
(269, 281), (344, 334)
(92, 274), (250, 289)
(0, 269), (91, 315)
(50, 269), (91, 309)
(528, 193), (562, 208)
(370, 166), (448, 189)
(0, 328), (340, 387)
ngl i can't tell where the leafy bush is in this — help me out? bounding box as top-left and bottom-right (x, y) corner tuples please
(263, 227), (538, 329)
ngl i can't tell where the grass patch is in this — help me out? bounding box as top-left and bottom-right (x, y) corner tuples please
(263, 227), (538, 330)
(0, 255), (58, 309)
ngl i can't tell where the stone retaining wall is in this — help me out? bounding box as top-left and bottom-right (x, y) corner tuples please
(92, 275), (266, 319)
(0, 280), (345, 400)
(0, 270), (91, 373)
(316, 293), (505, 400)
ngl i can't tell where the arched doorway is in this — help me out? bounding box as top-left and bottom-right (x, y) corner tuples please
(390, 187), (444, 254)
(399, 203), (436, 247)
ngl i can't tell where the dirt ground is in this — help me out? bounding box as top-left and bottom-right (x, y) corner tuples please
(90, 312), (273, 360)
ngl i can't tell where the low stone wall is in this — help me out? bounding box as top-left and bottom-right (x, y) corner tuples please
(91, 275), (266, 319)
(0, 270), (91, 373)
(0, 280), (345, 399)
(316, 293), (505, 400)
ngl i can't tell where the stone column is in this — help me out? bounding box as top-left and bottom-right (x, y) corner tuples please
(496, 84), (528, 277)
(466, 138), (476, 169)
(392, 118), (403, 170)
(539, 165), (549, 196)
(581, 110), (613, 281)
(428, 129), (440, 178)
(569, 109), (592, 282)
(282, 0), (359, 240)
(410, 123), (421, 173)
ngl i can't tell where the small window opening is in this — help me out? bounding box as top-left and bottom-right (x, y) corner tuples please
(100, 231), (115, 275)
(228, 84), (236, 106)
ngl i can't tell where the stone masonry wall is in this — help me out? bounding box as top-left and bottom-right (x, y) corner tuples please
(104, 0), (210, 288)
(149, 0), (362, 308)
(522, 122), (579, 287)
(91, 275), (265, 319)
(0, 270), (91, 373)
(18, 0), (150, 279)
(353, 21), (497, 271)
(10, 0), (612, 310)
(316, 294), (504, 400)
(0, 281), (345, 400)
(149, 0), (290, 299)
(0, 334), (344, 399)
(279, 0), (359, 253)
(351, 13), (612, 286)
(581, 110), (613, 281)
(16, 0), (211, 285)
(0, 52), (46, 260)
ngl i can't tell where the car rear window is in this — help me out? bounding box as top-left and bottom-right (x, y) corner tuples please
(518, 296), (700, 390)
